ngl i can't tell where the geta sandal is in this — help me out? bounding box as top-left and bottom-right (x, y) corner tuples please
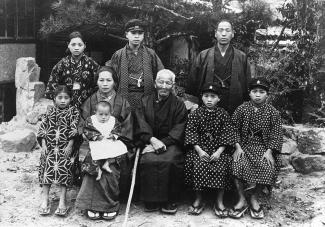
(228, 205), (248, 219)
(188, 203), (205, 215)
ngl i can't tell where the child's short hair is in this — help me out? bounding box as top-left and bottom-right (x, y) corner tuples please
(96, 101), (112, 113)
(53, 85), (72, 99)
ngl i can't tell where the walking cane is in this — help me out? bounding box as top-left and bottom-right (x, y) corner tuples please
(123, 147), (140, 227)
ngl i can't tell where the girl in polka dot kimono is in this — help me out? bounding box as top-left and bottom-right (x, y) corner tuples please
(230, 77), (283, 219)
(37, 85), (80, 217)
(184, 82), (237, 217)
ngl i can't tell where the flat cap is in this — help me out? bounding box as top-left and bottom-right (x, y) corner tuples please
(125, 19), (146, 32)
(249, 77), (270, 91)
(201, 82), (223, 95)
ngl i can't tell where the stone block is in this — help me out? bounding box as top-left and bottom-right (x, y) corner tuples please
(281, 137), (298, 155)
(283, 125), (325, 155)
(26, 98), (53, 125)
(15, 57), (40, 89)
(290, 152), (325, 174)
(16, 82), (46, 118)
(0, 129), (36, 153)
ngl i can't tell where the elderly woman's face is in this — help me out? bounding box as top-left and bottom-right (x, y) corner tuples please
(97, 71), (115, 94)
(68, 37), (85, 57)
(155, 73), (174, 98)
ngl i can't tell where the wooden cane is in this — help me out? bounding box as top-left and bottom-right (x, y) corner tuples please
(123, 148), (140, 227)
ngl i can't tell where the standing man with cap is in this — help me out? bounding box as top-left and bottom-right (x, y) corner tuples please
(107, 19), (164, 110)
(187, 19), (251, 114)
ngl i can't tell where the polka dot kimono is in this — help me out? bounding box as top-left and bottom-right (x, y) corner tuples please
(232, 101), (283, 186)
(184, 106), (236, 191)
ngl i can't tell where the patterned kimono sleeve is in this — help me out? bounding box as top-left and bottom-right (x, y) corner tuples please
(267, 108), (283, 153)
(37, 107), (53, 145)
(89, 58), (100, 90)
(83, 117), (102, 141)
(231, 105), (244, 144)
(219, 111), (236, 147)
(184, 111), (199, 148)
(67, 107), (80, 141)
(45, 60), (64, 100)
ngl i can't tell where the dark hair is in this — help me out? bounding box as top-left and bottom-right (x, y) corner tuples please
(95, 65), (118, 90)
(96, 101), (112, 113)
(215, 19), (234, 31)
(68, 31), (84, 43)
(53, 85), (72, 99)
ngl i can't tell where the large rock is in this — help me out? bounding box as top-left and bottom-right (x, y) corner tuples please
(290, 152), (325, 174)
(26, 98), (53, 124)
(283, 125), (325, 155)
(0, 129), (36, 153)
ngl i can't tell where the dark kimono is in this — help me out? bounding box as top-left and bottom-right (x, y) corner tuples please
(184, 106), (236, 191)
(232, 101), (283, 186)
(37, 105), (80, 186)
(135, 92), (188, 203)
(45, 54), (100, 109)
(108, 45), (164, 110)
(75, 91), (133, 213)
(187, 46), (251, 114)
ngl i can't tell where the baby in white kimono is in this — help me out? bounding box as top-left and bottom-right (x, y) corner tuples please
(85, 101), (128, 180)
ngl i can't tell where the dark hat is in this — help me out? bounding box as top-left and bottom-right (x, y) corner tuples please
(201, 83), (222, 95)
(125, 19), (145, 32)
(249, 77), (270, 91)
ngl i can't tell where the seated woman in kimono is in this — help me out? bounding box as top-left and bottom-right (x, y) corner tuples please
(135, 69), (188, 214)
(75, 66), (133, 220)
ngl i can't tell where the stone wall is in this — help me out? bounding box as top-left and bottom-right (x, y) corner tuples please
(0, 44), (36, 83)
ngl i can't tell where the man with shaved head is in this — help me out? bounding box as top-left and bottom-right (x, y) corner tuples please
(187, 19), (251, 114)
(135, 69), (188, 214)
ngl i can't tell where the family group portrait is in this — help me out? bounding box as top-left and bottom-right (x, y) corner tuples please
(0, 0), (325, 226)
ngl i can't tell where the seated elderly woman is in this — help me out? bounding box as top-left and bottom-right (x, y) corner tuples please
(135, 69), (188, 214)
(75, 66), (133, 221)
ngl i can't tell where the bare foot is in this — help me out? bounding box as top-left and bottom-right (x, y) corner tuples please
(102, 161), (112, 173)
(96, 168), (102, 181)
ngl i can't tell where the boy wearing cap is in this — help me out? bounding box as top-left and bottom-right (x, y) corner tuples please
(107, 19), (164, 110)
(230, 77), (283, 219)
(184, 82), (236, 217)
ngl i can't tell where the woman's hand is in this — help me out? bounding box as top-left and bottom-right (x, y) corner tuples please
(142, 145), (155, 154)
(194, 145), (210, 162)
(262, 149), (275, 168)
(233, 143), (244, 162)
(150, 137), (166, 153)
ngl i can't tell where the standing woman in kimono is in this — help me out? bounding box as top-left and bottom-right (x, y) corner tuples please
(230, 77), (283, 219)
(75, 66), (133, 220)
(45, 31), (100, 109)
(38, 85), (80, 216)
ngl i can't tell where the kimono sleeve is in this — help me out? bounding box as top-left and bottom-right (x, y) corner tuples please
(45, 60), (64, 100)
(83, 117), (102, 141)
(163, 100), (188, 145)
(36, 107), (54, 145)
(67, 107), (80, 141)
(184, 111), (200, 148)
(88, 58), (100, 91)
(219, 111), (236, 147)
(186, 53), (202, 96)
(243, 56), (252, 101)
(267, 109), (283, 153)
(231, 105), (244, 144)
(134, 99), (154, 147)
(151, 52), (164, 77)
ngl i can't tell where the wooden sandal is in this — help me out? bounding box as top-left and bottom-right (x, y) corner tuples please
(54, 207), (70, 217)
(86, 210), (101, 220)
(228, 206), (248, 219)
(213, 204), (228, 218)
(188, 203), (205, 215)
(250, 206), (264, 219)
(38, 206), (51, 216)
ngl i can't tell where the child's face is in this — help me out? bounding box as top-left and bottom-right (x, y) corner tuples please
(249, 87), (268, 105)
(96, 105), (111, 123)
(125, 30), (144, 46)
(202, 92), (220, 108)
(55, 92), (71, 108)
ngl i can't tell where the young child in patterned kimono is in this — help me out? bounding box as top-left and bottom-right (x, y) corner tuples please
(230, 77), (283, 219)
(184, 83), (236, 217)
(38, 85), (80, 217)
(83, 101), (128, 181)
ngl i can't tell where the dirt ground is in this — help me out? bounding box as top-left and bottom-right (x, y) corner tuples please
(1, 147), (325, 227)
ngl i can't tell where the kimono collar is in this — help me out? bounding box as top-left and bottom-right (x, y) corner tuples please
(69, 53), (86, 64)
(96, 90), (116, 105)
(248, 100), (267, 110)
(126, 44), (144, 56)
